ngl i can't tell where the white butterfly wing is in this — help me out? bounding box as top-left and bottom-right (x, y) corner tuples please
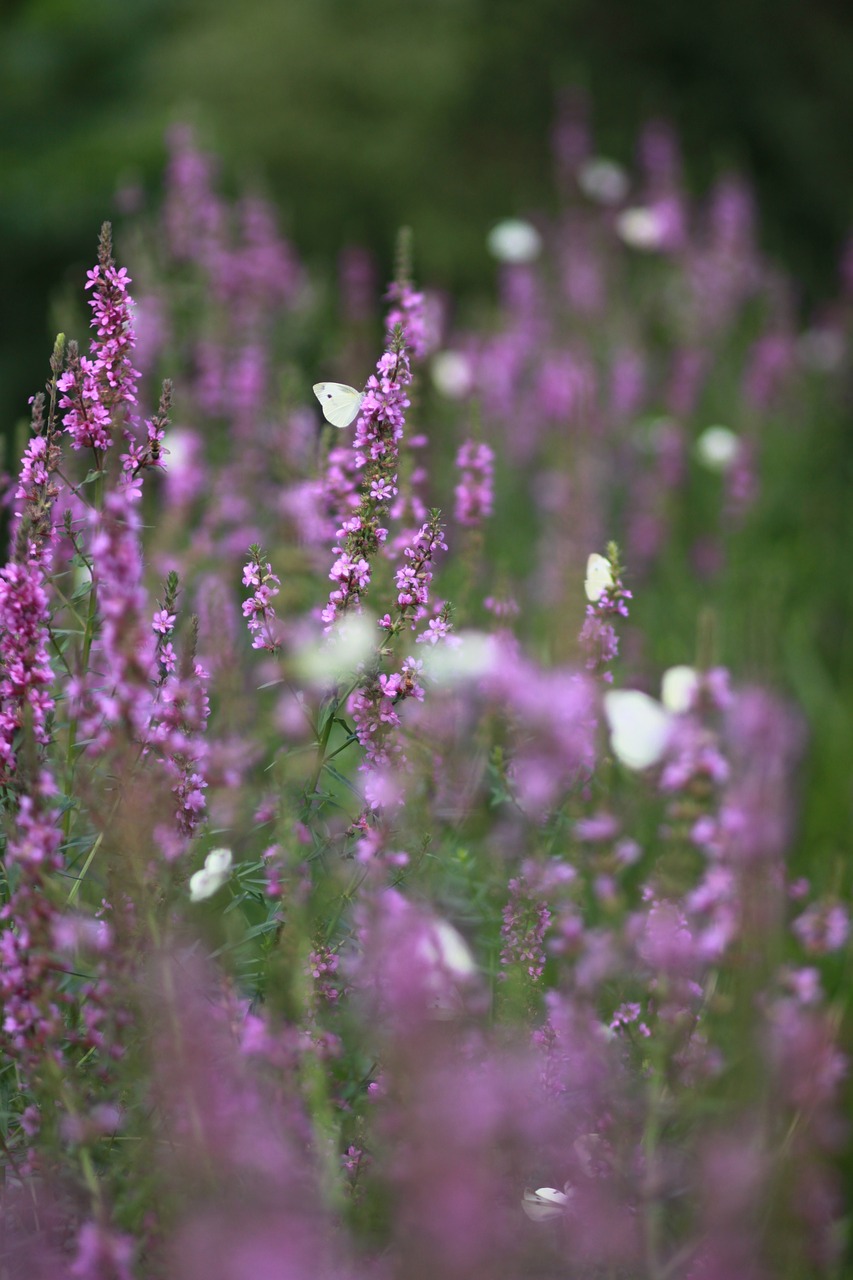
(603, 689), (673, 771)
(313, 382), (364, 429)
(584, 553), (613, 603)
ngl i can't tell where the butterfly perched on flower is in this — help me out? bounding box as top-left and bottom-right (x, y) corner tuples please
(313, 382), (364, 428)
(584, 552), (614, 603)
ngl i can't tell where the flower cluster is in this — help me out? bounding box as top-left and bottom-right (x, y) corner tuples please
(501, 875), (553, 981)
(0, 386), (67, 1126)
(150, 600), (211, 844)
(242, 546), (282, 652)
(349, 655), (425, 783)
(579, 550), (632, 680)
(72, 490), (159, 751)
(384, 278), (432, 359)
(454, 439), (495, 527)
(57, 225), (140, 455)
(0, 557), (55, 782)
(392, 513), (447, 629)
(0, 366), (63, 784)
(1, 111), (850, 1280)
(321, 335), (412, 630)
(118, 380), (170, 500)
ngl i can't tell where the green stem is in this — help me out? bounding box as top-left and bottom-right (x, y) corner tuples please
(65, 829), (105, 906)
(59, 470), (107, 847)
(305, 695), (341, 798)
(323, 734), (359, 764)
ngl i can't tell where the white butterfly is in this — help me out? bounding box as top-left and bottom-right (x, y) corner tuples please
(584, 552), (614, 603)
(603, 667), (700, 771)
(521, 1185), (572, 1222)
(603, 689), (673, 771)
(312, 382), (364, 429)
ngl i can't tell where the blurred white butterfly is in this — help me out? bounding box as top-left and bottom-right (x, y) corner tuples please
(584, 552), (614, 603)
(521, 1185), (572, 1222)
(313, 382), (364, 429)
(603, 689), (673, 771)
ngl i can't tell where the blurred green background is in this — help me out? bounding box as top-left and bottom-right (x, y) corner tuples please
(3, 0), (853, 436)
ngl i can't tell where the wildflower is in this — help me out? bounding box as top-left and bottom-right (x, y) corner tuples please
(321, 324), (413, 629)
(58, 224), (140, 454)
(393, 514), (447, 626)
(743, 333), (795, 409)
(579, 549), (631, 680)
(575, 812), (620, 843)
(501, 875), (552, 980)
(152, 608), (176, 634)
(455, 439), (495, 527)
(385, 278), (432, 359)
(341, 1144), (367, 1177)
(189, 847), (233, 902)
(73, 491), (159, 752)
(0, 361), (62, 783)
(793, 901), (850, 955)
(70, 1221), (135, 1280)
(241, 546), (281, 652)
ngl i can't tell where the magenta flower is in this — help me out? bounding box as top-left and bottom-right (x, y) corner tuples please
(152, 608), (177, 634)
(0, 364), (63, 784)
(241, 546), (282, 653)
(320, 274), (430, 631)
(454, 439), (495, 527)
(58, 226), (140, 456)
(578, 549), (632, 681)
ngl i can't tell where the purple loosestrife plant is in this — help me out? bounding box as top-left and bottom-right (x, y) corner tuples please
(0, 347), (63, 785)
(1, 119), (850, 1279)
(579, 544), (632, 681)
(320, 261), (429, 633)
(454, 439), (495, 528)
(57, 226), (140, 460)
(149, 579), (211, 843)
(0, 345), (78, 1176)
(242, 546), (282, 653)
(321, 328), (413, 630)
(347, 513), (447, 810)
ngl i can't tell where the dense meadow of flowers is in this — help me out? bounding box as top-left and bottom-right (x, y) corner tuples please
(1, 110), (852, 1278)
